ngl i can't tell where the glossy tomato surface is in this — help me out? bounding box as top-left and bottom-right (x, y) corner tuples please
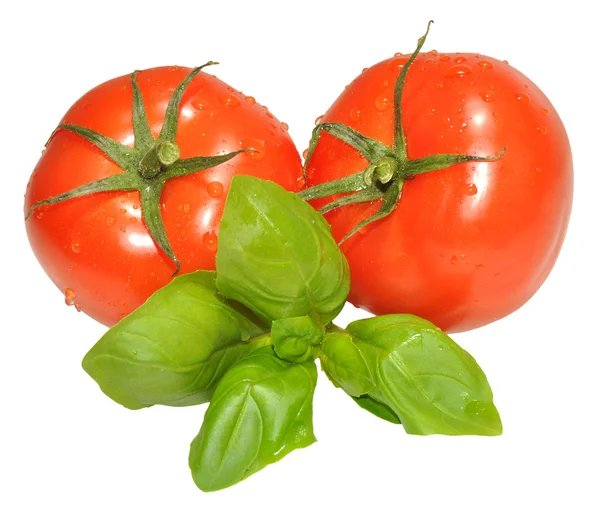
(25, 66), (303, 326)
(306, 53), (573, 332)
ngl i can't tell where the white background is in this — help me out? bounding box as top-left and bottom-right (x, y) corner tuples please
(2, 1), (598, 511)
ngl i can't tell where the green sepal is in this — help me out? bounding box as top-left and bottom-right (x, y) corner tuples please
(26, 62), (245, 272)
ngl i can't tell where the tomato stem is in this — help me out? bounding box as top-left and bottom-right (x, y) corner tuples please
(26, 63), (246, 273)
(299, 21), (506, 243)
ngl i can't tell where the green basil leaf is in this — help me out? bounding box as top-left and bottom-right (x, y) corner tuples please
(215, 175), (350, 324)
(189, 347), (317, 492)
(319, 331), (375, 397)
(272, 315), (323, 363)
(351, 395), (402, 424)
(346, 314), (502, 436)
(82, 271), (269, 410)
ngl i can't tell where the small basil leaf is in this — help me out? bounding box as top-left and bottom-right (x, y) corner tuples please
(82, 271), (269, 410)
(352, 395), (402, 424)
(272, 315), (323, 363)
(189, 347), (317, 492)
(347, 314), (502, 436)
(319, 331), (375, 397)
(216, 175), (350, 324)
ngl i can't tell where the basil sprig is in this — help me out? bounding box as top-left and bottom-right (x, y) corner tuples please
(83, 175), (501, 492)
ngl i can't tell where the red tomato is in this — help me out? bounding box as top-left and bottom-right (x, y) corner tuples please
(305, 45), (572, 332)
(25, 65), (302, 326)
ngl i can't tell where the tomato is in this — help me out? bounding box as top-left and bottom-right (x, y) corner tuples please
(25, 65), (303, 327)
(303, 28), (573, 333)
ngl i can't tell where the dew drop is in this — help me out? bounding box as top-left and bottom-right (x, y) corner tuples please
(350, 108), (360, 121)
(242, 138), (265, 160)
(220, 94), (240, 107)
(454, 56), (467, 64)
(439, 54), (450, 62)
(450, 255), (458, 264)
(202, 231), (218, 252)
(375, 95), (391, 111)
(119, 208), (127, 214)
(120, 226), (126, 233)
(207, 181), (224, 198)
(302, 148), (309, 160)
(192, 98), (209, 110)
(296, 176), (306, 190)
(245, 95), (256, 104)
(133, 204), (139, 210)
(71, 239), (81, 253)
(64, 288), (76, 306)
(106, 216), (116, 227)
(314, 115), (323, 125)
(387, 57), (406, 70)
(515, 92), (530, 105)
(475, 263), (484, 269)
(445, 64), (472, 78)
(427, 49), (439, 56)
(537, 126), (548, 135)
(478, 60), (493, 70)
(466, 183), (478, 196)
(183, 204), (191, 214)
(480, 91), (495, 102)
(281, 122), (289, 131)
(541, 107), (549, 115)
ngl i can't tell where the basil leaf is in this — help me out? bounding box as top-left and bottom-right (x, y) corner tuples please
(272, 315), (323, 363)
(346, 314), (502, 436)
(216, 176), (350, 324)
(82, 271), (269, 410)
(319, 331), (375, 397)
(189, 347), (317, 492)
(352, 395), (401, 424)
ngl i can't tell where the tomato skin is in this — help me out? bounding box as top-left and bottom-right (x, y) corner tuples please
(306, 54), (573, 333)
(25, 66), (302, 327)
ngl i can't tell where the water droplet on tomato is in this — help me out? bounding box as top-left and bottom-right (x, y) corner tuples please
(480, 91), (495, 102)
(119, 208), (127, 214)
(192, 98), (209, 110)
(314, 115), (323, 125)
(106, 216), (116, 227)
(476, 263), (484, 269)
(71, 239), (81, 253)
(242, 138), (265, 160)
(494, 272), (501, 276)
(375, 96), (391, 111)
(450, 255), (458, 265)
(296, 176), (306, 190)
(427, 49), (439, 56)
(207, 181), (224, 198)
(244, 95), (256, 104)
(220, 94), (240, 107)
(302, 148), (309, 160)
(350, 108), (360, 121)
(445, 64), (472, 78)
(466, 183), (478, 196)
(515, 92), (530, 105)
(439, 54), (450, 62)
(454, 56), (467, 64)
(203, 231), (218, 252)
(281, 122), (289, 131)
(120, 226), (127, 233)
(64, 288), (76, 306)
(387, 57), (406, 70)
(183, 204), (191, 214)
(537, 126), (548, 135)
(540, 108), (549, 115)
(478, 60), (493, 70)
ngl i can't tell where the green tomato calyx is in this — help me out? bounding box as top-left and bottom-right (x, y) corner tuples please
(298, 20), (505, 244)
(25, 62), (251, 275)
